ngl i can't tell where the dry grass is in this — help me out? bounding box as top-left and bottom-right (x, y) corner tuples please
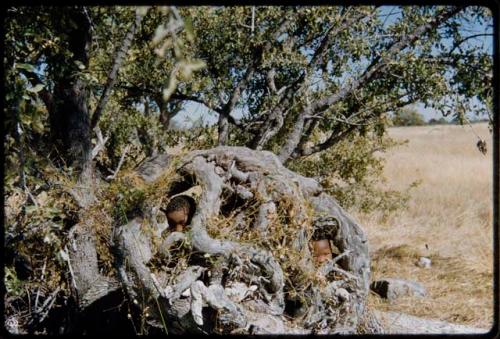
(352, 123), (494, 330)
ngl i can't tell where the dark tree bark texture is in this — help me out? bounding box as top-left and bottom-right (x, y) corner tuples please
(49, 7), (93, 179)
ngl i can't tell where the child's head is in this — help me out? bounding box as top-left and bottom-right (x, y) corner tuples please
(311, 239), (333, 265)
(165, 195), (195, 232)
(311, 218), (338, 265)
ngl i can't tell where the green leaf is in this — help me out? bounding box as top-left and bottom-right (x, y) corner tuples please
(26, 84), (45, 93)
(15, 63), (35, 72)
(136, 6), (149, 16)
(74, 60), (86, 70)
(184, 16), (194, 42)
(25, 205), (37, 214)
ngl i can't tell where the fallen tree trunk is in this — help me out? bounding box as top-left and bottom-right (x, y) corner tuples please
(373, 311), (489, 334)
(66, 146), (376, 334)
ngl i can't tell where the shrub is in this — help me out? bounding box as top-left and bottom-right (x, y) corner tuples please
(391, 107), (426, 126)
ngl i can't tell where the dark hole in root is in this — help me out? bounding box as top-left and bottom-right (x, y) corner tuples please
(284, 296), (308, 319)
(72, 290), (137, 335)
(167, 174), (196, 197)
(219, 185), (257, 219)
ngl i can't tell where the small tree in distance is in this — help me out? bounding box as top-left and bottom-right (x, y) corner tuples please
(428, 117), (449, 125)
(391, 106), (426, 126)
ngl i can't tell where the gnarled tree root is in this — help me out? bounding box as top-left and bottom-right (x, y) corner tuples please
(66, 146), (377, 334)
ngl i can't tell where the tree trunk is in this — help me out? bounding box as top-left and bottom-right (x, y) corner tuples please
(51, 79), (92, 177)
(49, 7), (92, 182)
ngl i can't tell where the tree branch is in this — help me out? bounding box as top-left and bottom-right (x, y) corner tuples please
(251, 9), (375, 152)
(105, 145), (130, 180)
(292, 96), (417, 159)
(91, 126), (109, 160)
(294, 118), (319, 157)
(314, 7), (462, 115)
(278, 6), (463, 162)
(169, 92), (222, 114)
(218, 60), (256, 145)
(90, 8), (147, 130)
(448, 33), (493, 55)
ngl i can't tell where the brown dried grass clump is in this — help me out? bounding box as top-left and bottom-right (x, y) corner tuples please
(87, 156), (182, 276)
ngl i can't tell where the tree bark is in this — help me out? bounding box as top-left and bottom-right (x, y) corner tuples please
(44, 8), (92, 181)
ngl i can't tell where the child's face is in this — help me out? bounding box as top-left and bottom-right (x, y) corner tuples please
(312, 239), (333, 265)
(167, 209), (188, 232)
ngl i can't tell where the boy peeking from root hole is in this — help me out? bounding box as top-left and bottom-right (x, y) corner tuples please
(162, 195), (196, 232)
(311, 222), (339, 267)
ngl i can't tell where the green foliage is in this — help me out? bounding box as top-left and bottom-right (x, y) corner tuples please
(3, 5), (492, 232)
(112, 180), (147, 225)
(5, 267), (25, 297)
(391, 106), (426, 126)
(289, 129), (413, 214)
(4, 6), (492, 210)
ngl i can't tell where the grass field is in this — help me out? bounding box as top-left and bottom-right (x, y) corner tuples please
(352, 123), (494, 330)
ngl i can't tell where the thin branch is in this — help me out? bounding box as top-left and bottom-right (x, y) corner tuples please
(448, 33), (494, 55)
(300, 124), (355, 160)
(106, 145), (130, 181)
(37, 287), (61, 323)
(292, 96), (415, 159)
(28, 286), (61, 327)
(91, 126), (109, 160)
(330, 266), (360, 282)
(170, 92), (225, 115)
(91, 7), (148, 130)
(294, 119), (318, 156)
(34, 258), (47, 311)
(251, 6), (255, 36)
(117, 83), (233, 126)
(318, 250), (351, 276)
(226, 68), (255, 115)
(218, 61), (256, 145)
(59, 246), (78, 290)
